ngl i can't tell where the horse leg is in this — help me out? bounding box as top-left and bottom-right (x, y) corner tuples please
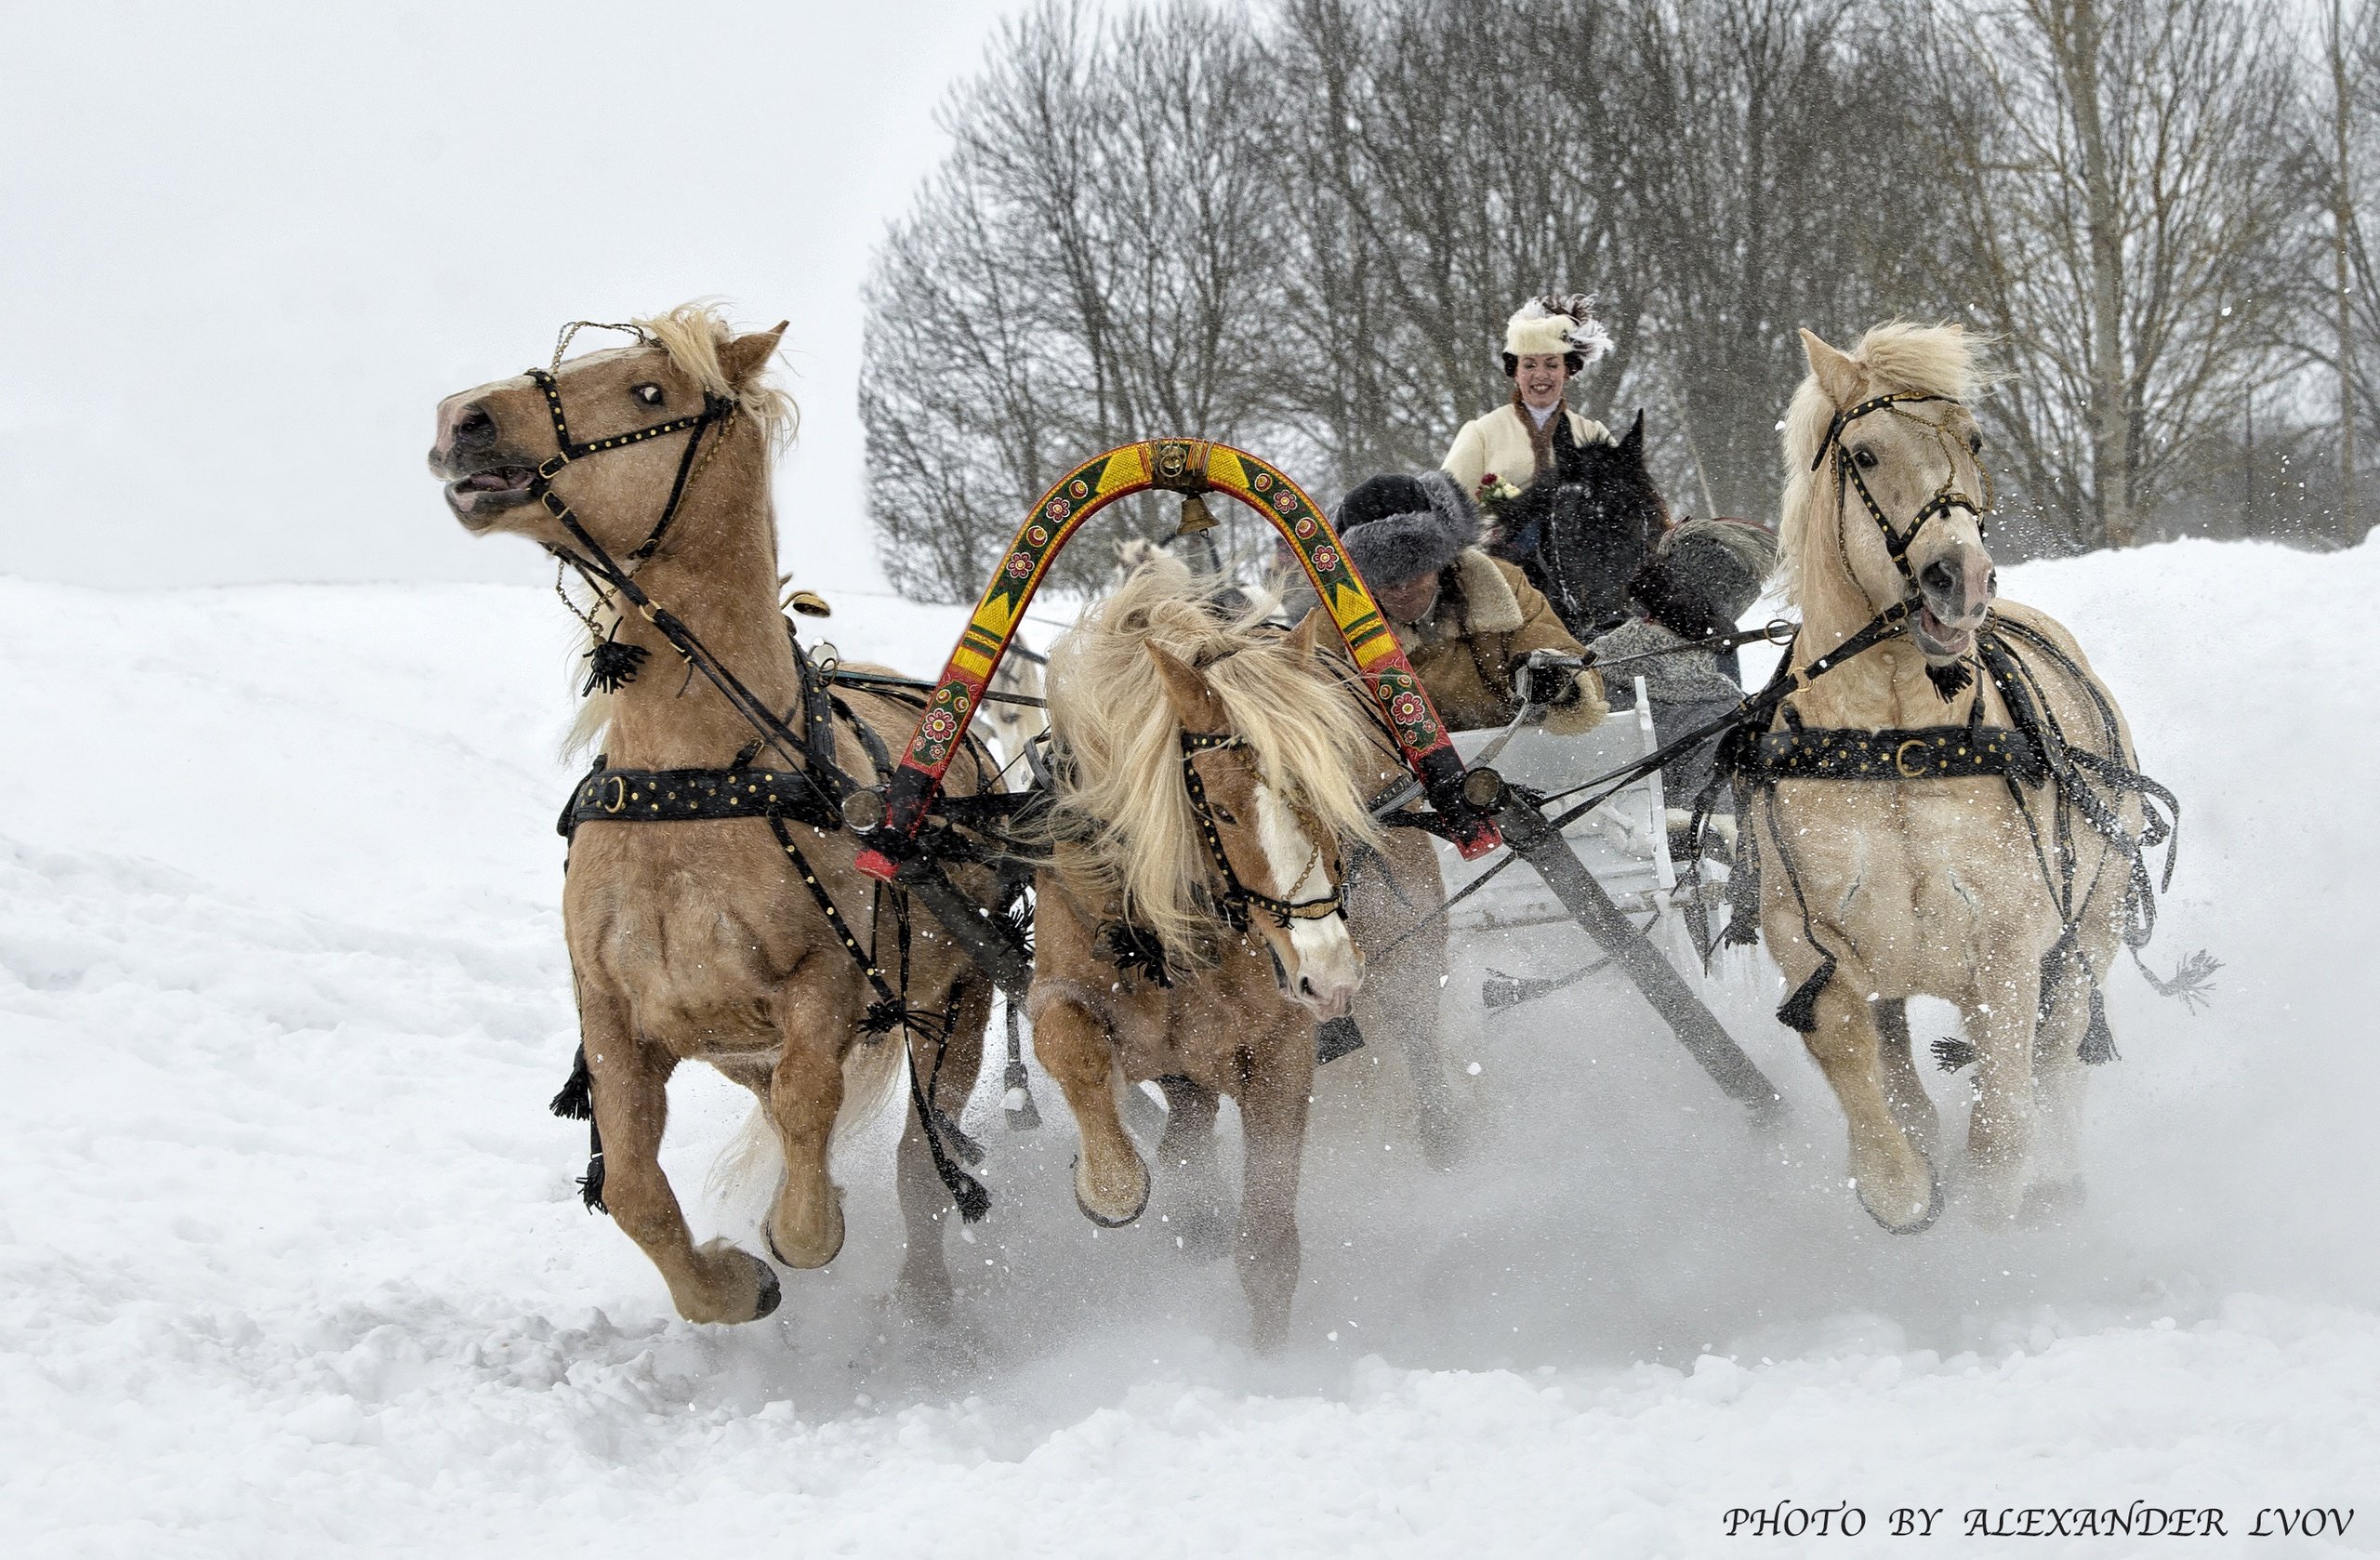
(1960, 957), (2048, 1224)
(761, 985), (852, 1270)
(1871, 998), (1942, 1167)
(1798, 979), (1940, 1234)
(1157, 1076), (1230, 1262)
(893, 974), (993, 1317)
(1234, 1035), (1315, 1353)
(2021, 957), (2099, 1224)
(1032, 991), (1150, 1227)
(1351, 840), (1461, 1167)
(579, 991), (780, 1323)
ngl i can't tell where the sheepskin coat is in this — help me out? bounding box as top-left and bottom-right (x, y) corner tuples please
(1395, 549), (1606, 735)
(1440, 398), (1610, 496)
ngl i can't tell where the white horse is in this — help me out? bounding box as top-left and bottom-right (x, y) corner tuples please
(1738, 323), (2178, 1231)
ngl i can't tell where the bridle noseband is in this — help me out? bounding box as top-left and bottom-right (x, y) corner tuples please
(1812, 391), (1994, 599)
(1178, 731), (1345, 931)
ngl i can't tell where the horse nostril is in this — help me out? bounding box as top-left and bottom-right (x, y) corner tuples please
(454, 404), (496, 447)
(1920, 559), (1956, 597)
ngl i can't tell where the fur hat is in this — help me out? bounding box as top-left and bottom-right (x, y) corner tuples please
(1629, 518), (1778, 634)
(1502, 293), (1615, 364)
(1333, 470), (1482, 587)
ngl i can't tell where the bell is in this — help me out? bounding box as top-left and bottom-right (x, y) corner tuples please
(1173, 493), (1217, 536)
(786, 588), (832, 618)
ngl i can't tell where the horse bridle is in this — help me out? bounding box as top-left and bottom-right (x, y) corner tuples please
(1178, 731), (1346, 930)
(1811, 391), (1994, 599)
(524, 364), (734, 575)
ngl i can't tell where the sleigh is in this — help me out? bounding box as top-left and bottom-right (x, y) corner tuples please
(851, 440), (1781, 1120)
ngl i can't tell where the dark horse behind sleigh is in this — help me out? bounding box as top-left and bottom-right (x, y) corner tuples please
(1493, 409), (1670, 640)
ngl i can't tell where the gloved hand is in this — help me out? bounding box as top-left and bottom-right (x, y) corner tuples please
(1519, 654), (1583, 708)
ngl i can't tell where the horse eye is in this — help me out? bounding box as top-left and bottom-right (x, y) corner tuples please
(1968, 430), (1985, 455)
(1210, 803), (1237, 826)
(1852, 446), (1879, 470)
(633, 384), (666, 407)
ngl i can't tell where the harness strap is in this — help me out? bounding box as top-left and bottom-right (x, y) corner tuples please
(558, 763), (839, 839)
(764, 814), (989, 1223)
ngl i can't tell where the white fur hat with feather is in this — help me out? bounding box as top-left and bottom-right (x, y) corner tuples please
(1502, 293), (1614, 364)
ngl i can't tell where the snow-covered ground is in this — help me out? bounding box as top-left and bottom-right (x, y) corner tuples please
(3, 538), (2375, 1555)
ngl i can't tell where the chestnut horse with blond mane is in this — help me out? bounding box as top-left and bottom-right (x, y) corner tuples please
(428, 305), (999, 1325)
(1027, 560), (1385, 1348)
(1737, 323), (2179, 1233)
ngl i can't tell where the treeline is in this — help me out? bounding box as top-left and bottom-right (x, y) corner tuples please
(863, 0), (2379, 599)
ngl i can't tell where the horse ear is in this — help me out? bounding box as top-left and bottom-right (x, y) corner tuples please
(1799, 328), (1863, 405)
(1286, 605), (1329, 661)
(719, 322), (788, 390)
(1147, 643), (1230, 733)
(1621, 409), (1646, 454)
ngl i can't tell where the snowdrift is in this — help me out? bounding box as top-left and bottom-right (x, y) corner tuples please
(2, 541), (2375, 1555)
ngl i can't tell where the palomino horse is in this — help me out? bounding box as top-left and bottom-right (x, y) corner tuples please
(1747, 322), (2160, 1231)
(1026, 561), (1384, 1348)
(428, 305), (998, 1323)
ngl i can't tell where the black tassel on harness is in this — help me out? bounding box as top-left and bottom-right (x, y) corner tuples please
(581, 626), (650, 695)
(1932, 1036), (1977, 1073)
(1098, 920), (1174, 989)
(859, 996), (922, 1038)
(1777, 954), (1836, 1033)
(2078, 983), (2119, 1065)
(547, 1047), (607, 1212)
(1925, 657), (1975, 702)
(549, 1045), (595, 1120)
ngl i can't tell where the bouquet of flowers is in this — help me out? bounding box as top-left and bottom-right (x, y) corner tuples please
(1474, 471), (1523, 548)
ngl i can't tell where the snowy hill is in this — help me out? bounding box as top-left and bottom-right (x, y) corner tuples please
(2, 540), (2375, 1555)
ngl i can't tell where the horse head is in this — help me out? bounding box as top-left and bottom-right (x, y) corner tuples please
(1789, 326), (1995, 663)
(428, 307), (790, 560)
(1045, 565), (1380, 1021)
(1543, 410), (1668, 632)
(1145, 612), (1365, 1019)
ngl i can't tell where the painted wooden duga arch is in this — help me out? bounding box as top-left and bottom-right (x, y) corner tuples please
(853, 438), (1501, 881)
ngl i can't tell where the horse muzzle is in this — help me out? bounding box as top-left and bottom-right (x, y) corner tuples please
(1912, 545), (1994, 657)
(430, 396), (540, 527)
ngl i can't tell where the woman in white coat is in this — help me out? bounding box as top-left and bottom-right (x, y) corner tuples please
(1439, 293), (1614, 499)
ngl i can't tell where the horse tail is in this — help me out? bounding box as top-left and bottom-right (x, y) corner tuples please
(702, 1036), (909, 1216)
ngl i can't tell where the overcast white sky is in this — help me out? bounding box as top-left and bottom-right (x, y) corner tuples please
(0, 1), (1038, 592)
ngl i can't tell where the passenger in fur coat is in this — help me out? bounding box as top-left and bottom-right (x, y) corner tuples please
(1333, 471), (1606, 735)
(1439, 294), (1614, 500)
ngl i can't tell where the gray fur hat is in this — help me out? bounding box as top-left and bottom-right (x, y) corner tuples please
(1333, 470), (1482, 587)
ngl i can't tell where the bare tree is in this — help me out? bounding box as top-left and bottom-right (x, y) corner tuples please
(864, 2), (1289, 599)
(1925, 0), (2311, 550)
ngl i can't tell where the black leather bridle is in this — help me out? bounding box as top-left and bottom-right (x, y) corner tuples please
(1177, 731), (1346, 931)
(1811, 391), (1994, 597)
(524, 364), (733, 575)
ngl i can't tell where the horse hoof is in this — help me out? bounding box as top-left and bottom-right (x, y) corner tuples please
(748, 1255), (783, 1320)
(1073, 1152), (1151, 1228)
(766, 1196), (847, 1270)
(1858, 1157), (1943, 1236)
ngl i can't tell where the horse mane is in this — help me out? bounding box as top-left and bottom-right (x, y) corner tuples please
(1043, 556), (1383, 967)
(1776, 322), (1981, 608)
(631, 301), (800, 451)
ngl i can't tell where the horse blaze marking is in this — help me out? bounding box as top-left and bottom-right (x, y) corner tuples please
(854, 440), (1499, 881)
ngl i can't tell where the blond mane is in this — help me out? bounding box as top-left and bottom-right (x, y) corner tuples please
(1776, 322), (1982, 607)
(631, 301), (800, 451)
(1044, 557), (1384, 966)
